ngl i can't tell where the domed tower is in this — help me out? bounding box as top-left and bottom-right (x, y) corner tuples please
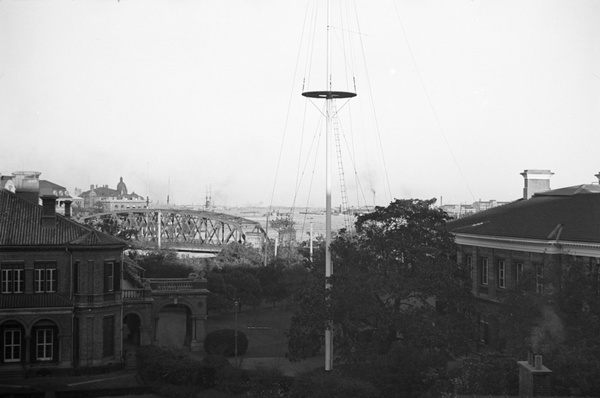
(117, 177), (128, 196)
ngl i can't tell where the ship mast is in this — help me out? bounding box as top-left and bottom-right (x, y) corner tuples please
(301, 0), (356, 372)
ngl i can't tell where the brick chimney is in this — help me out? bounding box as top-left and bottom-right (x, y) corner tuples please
(13, 171), (42, 204)
(521, 169), (553, 199)
(64, 199), (72, 219)
(41, 195), (57, 228)
(518, 354), (552, 396)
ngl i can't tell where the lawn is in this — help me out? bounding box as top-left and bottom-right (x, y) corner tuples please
(206, 303), (293, 358)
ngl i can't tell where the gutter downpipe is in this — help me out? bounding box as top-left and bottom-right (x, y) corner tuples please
(121, 249), (125, 365)
(66, 246), (74, 367)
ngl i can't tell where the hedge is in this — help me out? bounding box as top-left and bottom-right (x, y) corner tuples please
(204, 329), (249, 357)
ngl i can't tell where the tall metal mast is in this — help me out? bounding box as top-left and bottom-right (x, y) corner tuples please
(301, 0), (356, 371)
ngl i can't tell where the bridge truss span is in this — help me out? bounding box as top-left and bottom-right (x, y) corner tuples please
(78, 208), (266, 253)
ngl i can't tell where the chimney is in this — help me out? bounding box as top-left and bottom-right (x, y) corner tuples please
(13, 171), (42, 204)
(595, 172), (600, 184)
(64, 199), (72, 219)
(521, 169), (553, 199)
(41, 195), (57, 228)
(518, 354), (552, 396)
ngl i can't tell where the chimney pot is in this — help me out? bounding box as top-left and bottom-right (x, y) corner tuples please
(13, 171), (41, 204)
(534, 355), (543, 370)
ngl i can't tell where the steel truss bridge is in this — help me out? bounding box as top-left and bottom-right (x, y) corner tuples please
(78, 208), (266, 254)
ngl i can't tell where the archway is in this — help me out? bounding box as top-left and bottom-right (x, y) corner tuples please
(156, 304), (192, 348)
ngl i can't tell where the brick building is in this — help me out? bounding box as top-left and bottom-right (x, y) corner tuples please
(0, 173), (128, 372)
(0, 172), (208, 377)
(446, 170), (600, 348)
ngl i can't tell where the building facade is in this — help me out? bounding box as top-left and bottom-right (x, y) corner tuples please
(446, 170), (600, 348)
(79, 177), (147, 212)
(0, 173), (207, 377)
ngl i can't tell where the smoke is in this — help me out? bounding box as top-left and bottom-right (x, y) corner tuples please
(530, 305), (565, 352)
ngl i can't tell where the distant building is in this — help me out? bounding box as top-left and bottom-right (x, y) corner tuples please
(440, 199), (509, 219)
(446, 169), (600, 348)
(440, 203), (475, 219)
(78, 177), (147, 212)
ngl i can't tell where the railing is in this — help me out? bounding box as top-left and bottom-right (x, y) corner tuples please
(122, 289), (149, 300)
(72, 292), (121, 304)
(149, 278), (194, 291)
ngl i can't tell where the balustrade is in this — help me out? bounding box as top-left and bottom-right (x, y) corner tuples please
(72, 291), (121, 304)
(149, 278), (194, 291)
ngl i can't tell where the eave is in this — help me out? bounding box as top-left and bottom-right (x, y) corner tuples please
(453, 233), (600, 257)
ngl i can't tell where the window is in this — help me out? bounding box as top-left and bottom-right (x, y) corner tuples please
(3, 329), (22, 362)
(104, 261), (121, 293)
(479, 314), (489, 344)
(535, 264), (544, 294)
(104, 262), (114, 292)
(36, 329), (53, 361)
(515, 262), (524, 284)
(1, 263), (24, 294)
(103, 316), (115, 357)
(498, 260), (506, 288)
(73, 261), (80, 294)
(480, 258), (489, 285)
(465, 255), (473, 280)
(34, 263), (57, 293)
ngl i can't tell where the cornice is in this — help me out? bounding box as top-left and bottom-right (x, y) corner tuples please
(454, 233), (600, 257)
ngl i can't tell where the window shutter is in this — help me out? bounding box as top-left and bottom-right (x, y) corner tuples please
(73, 262), (79, 294)
(114, 262), (121, 292)
(103, 263), (110, 293)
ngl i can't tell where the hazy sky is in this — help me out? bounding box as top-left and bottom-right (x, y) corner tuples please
(1, 0), (599, 208)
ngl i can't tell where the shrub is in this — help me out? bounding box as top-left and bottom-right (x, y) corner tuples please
(136, 345), (216, 389)
(246, 364), (293, 398)
(289, 369), (380, 398)
(204, 329), (249, 357)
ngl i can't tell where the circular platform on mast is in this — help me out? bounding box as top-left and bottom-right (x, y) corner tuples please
(302, 91), (357, 99)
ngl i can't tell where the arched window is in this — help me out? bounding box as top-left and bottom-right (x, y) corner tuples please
(31, 320), (59, 363)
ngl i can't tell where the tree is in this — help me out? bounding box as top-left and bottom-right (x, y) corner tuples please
(270, 215), (297, 250)
(206, 270), (236, 313)
(218, 267), (262, 311)
(494, 254), (600, 396)
(256, 259), (288, 307)
(85, 215), (138, 240)
(213, 242), (264, 268)
(287, 198), (476, 362)
(131, 251), (194, 278)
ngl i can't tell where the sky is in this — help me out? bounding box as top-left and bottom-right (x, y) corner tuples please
(1, 0), (599, 209)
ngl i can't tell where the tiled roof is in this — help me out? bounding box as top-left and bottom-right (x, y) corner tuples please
(447, 185), (600, 244)
(39, 179), (71, 198)
(0, 293), (73, 309)
(0, 189), (126, 247)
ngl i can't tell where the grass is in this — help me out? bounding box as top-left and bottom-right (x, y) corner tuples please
(206, 303), (293, 358)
